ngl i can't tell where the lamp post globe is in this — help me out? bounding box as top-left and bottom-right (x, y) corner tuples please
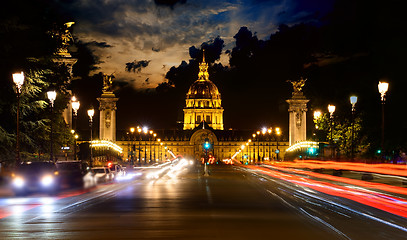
(13, 72), (25, 165)
(47, 90), (57, 162)
(87, 107), (95, 167)
(71, 96), (80, 160)
(350, 96), (358, 160)
(328, 104), (336, 159)
(378, 81), (389, 160)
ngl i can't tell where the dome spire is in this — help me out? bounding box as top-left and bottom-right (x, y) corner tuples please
(202, 49), (206, 63)
(198, 49), (209, 81)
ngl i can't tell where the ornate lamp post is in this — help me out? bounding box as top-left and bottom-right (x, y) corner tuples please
(261, 128), (267, 162)
(149, 130), (154, 163)
(313, 110), (322, 141)
(47, 90), (57, 162)
(87, 107), (95, 167)
(256, 131), (260, 162)
(153, 133), (157, 162)
(13, 72), (25, 165)
(328, 104), (336, 159)
(378, 81), (389, 160)
(137, 127), (142, 163)
(267, 128), (272, 160)
(252, 134), (256, 163)
(248, 139), (252, 163)
(275, 127), (281, 161)
(130, 127), (135, 165)
(71, 96), (80, 160)
(143, 127), (148, 164)
(350, 96), (358, 160)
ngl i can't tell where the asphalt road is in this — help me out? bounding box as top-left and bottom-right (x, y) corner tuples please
(0, 162), (406, 239)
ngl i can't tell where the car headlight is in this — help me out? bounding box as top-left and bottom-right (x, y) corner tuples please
(41, 175), (54, 187)
(12, 177), (25, 188)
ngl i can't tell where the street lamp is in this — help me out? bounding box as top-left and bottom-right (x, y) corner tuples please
(13, 72), (24, 165)
(143, 127), (149, 163)
(157, 138), (161, 162)
(248, 139), (252, 163)
(275, 127), (281, 161)
(252, 134), (256, 163)
(149, 130), (153, 163)
(137, 127), (142, 163)
(313, 110), (322, 141)
(130, 127), (135, 165)
(313, 111), (322, 129)
(47, 90), (57, 162)
(267, 128), (272, 160)
(328, 104), (336, 159)
(350, 96), (358, 160)
(71, 96), (80, 160)
(87, 107), (95, 167)
(378, 81), (389, 160)
(153, 133), (157, 162)
(256, 131), (260, 163)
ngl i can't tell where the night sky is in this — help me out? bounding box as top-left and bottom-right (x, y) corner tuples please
(2, 0), (407, 150)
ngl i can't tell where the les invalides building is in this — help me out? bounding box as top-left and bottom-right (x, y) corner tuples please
(114, 52), (289, 164)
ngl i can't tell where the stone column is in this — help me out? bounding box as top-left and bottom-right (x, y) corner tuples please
(286, 78), (309, 146)
(97, 92), (119, 141)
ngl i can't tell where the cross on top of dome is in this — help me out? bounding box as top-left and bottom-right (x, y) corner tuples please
(198, 49), (209, 81)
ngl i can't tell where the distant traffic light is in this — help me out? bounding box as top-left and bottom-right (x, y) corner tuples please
(376, 149), (382, 154)
(308, 147), (316, 155)
(203, 138), (211, 150)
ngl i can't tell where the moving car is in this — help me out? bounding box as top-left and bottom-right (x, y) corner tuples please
(107, 163), (126, 179)
(56, 161), (88, 188)
(91, 167), (114, 183)
(11, 162), (60, 196)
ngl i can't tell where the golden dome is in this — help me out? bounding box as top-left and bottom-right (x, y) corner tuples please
(187, 79), (220, 99)
(186, 49), (220, 100)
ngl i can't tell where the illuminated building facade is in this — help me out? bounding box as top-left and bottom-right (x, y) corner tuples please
(116, 53), (288, 164)
(183, 52), (224, 130)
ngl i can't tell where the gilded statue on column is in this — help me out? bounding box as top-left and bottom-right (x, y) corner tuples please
(50, 22), (75, 57)
(287, 77), (307, 95)
(103, 74), (114, 92)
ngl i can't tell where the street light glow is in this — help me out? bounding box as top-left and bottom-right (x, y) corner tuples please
(350, 96), (358, 105)
(87, 108), (95, 119)
(262, 127), (267, 134)
(378, 81), (389, 101)
(328, 104), (336, 116)
(71, 96), (80, 115)
(313, 110), (322, 119)
(12, 72), (25, 93)
(47, 90), (57, 107)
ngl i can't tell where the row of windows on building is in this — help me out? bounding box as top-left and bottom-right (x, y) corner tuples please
(186, 100), (221, 108)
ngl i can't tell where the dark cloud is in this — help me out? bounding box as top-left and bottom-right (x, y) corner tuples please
(163, 36), (226, 97)
(189, 36), (224, 63)
(154, 0), (187, 8)
(125, 60), (151, 73)
(87, 41), (113, 48)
